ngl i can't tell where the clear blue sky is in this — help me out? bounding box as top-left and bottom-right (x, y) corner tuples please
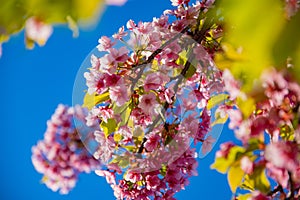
(0, 1), (233, 199)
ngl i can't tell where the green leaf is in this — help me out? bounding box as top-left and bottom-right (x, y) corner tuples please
(211, 146), (245, 174)
(118, 157), (129, 168)
(122, 145), (136, 152)
(100, 118), (117, 138)
(133, 126), (144, 145)
(242, 167), (270, 194)
(113, 101), (132, 127)
(227, 164), (245, 193)
(207, 94), (229, 110)
(272, 10), (300, 69)
(236, 96), (256, 119)
(82, 92), (110, 110)
(184, 64), (197, 79)
(218, 0), (284, 92)
(110, 155), (129, 168)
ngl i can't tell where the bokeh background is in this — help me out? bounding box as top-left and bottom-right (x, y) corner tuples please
(0, 1), (234, 199)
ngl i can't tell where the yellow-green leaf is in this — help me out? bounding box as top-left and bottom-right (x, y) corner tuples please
(207, 94), (229, 110)
(243, 167), (270, 194)
(236, 96), (256, 119)
(82, 92), (110, 110)
(114, 133), (122, 143)
(100, 118), (117, 138)
(211, 146), (245, 174)
(218, 0), (284, 92)
(227, 164), (245, 193)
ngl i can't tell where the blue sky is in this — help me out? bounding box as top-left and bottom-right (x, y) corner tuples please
(0, 1), (233, 199)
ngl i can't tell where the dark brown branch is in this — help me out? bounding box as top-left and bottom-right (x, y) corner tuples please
(288, 171), (295, 200)
(130, 25), (191, 92)
(267, 185), (283, 197)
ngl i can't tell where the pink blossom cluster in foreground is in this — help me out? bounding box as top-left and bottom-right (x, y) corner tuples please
(214, 68), (300, 199)
(31, 0), (225, 198)
(31, 104), (99, 194)
(81, 0), (225, 199)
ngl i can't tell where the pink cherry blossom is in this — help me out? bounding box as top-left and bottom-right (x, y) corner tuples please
(90, 54), (100, 70)
(265, 141), (299, 172)
(266, 162), (289, 188)
(100, 47), (129, 74)
(97, 36), (116, 51)
(113, 26), (128, 40)
(144, 72), (170, 92)
(104, 73), (122, 87)
(94, 130), (116, 163)
(144, 132), (161, 152)
(95, 170), (116, 185)
(216, 142), (235, 158)
(170, 0), (190, 7)
(31, 105), (99, 194)
(138, 93), (159, 115)
(25, 17), (53, 47)
(109, 85), (129, 106)
(84, 70), (106, 95)
(126, 20), (137, 30)
(222, 69), (241, 100)
(240, 156), (254, 174)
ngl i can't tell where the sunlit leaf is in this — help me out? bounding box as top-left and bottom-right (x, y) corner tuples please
(83, 92), (110, 110)
(227, 164), (245, 193)
(100, 118), (117, 138)
(242, 167), (270, 194)
(236, 96), (255, 119)
(211, 146), (245, 174)
(272, 11), (300, 71)
(207, 94), (229, 110)
(218, 0), (284, 92)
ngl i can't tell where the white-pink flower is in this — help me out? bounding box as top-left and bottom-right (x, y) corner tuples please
(113, 26), (128, 40)
(100, 47), (129, 73)
(138, 93), (159, 115)
(222, 69), (240, 100)
(109, 85), (129, 106)
(84, 70), (106, 95)
(144, 72), (170, 92)
(25, 17), (53, 47)
(145, 133), (161, 152)
(95, 170), (116, 185)
(240, 156), (254, 174)
(97, 36), (115, 51)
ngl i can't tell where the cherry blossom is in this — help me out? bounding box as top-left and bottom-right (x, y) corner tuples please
(31, 105), (99, 194)
(25, 17), (53, 47)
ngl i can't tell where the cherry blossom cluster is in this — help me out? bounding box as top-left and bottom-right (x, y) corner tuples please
(31, 104), (99, 194)
(81, 0), (224, 199)
(214, 68), (300, 199)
